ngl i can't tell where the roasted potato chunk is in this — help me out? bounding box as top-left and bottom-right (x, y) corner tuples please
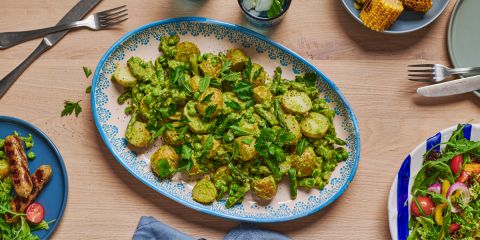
(192, 176), (217, 204)
(292, 147), (316, 177)
(175, 41), (200, 62)
(235, 136), (258, 161)
(199, 54), (221, 78)
(250, 63), (268, 87)
(113, 63), (138, 88)
(284, 114), (302, 145)
(226, 48), (249, 71)
(252, 175), (277, 200)
(126, 120), (151, 148)
(197, 88), (223, 118)
(151, 145), (180, 178)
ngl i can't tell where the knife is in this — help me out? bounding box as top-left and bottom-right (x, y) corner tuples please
(417, 75), (480, 97)
(0, 0), (103, 99)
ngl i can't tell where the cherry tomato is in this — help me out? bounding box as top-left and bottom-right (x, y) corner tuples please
(450, 155), (463, 174)
(449, 223), (461, 233)
(26, 202), (44, 224)
(411, 196), (435, 217)
(456, 170), (470, 183)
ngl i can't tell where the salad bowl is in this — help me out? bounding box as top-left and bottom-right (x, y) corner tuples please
(91, 17), (360, 222)
(388, 124), (479, 239)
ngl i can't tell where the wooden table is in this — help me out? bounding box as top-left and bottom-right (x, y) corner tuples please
(0, 0), (477, 239)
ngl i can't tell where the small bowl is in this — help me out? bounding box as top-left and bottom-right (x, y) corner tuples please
(238, 0), (292, 27)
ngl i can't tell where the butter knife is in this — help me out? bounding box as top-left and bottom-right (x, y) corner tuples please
(0, 0), (103, 99)
(417, 75), (480, 97)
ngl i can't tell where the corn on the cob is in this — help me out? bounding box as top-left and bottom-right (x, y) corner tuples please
(359, 0), (404, 32)
(401, 0), (433, 12)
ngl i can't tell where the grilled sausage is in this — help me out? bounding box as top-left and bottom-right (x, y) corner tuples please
(4, 135), (32, 198)
(5, 165), (52, 223)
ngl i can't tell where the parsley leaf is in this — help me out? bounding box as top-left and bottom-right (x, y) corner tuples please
(85, 85), (92, 94)
(267, 0), (284, 18)
(199, 76), (211, 92)
(201, 93), (214, 103)
(157, 159), (171, 178)
(61, 101), (82, 117)
(203, 105), (217, 121)
(242, 58), (252, 80)
(233, 81), (253, 101)
(225, 101), (241, 111)
(83, 66), (92, 78)
(221, 60), (232, 73)
(222, 72), (242, 82)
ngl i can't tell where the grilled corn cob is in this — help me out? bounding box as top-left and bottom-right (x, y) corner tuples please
(401, 0), (432, 12)
(359, 0), (404, 32)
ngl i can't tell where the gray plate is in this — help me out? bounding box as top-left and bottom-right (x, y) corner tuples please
(448, 0), (480, 97)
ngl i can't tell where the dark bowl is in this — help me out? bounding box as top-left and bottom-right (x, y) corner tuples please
(238, 0), (292, 27)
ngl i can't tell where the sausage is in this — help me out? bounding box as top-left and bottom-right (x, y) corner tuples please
(4, 135), (33, 198)
(5, 165), (52, 223)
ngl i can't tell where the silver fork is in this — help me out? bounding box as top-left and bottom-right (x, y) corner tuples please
(408, 64), (480, 83)
(0, 5), (128, 49)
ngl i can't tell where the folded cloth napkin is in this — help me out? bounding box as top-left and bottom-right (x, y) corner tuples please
(133, 216), (291, 240)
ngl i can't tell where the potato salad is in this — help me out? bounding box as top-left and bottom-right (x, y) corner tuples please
(112, 35), (349, 208)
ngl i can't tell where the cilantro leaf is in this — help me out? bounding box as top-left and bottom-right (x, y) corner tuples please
(61, 101), (82, 117)
(85, 85), (92, 94)
(83, 66), (92, 78)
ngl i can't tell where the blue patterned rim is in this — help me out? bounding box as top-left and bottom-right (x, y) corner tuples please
(395, 124), (473, 239)
(0, 116), (68, 240)
(91, 17), (361, 222)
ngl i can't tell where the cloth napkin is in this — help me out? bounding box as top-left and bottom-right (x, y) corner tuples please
(133, 216), (291, 240)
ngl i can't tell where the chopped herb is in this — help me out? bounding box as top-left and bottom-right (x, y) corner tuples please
(241, 137), (254, 145)
(233, 81), (253, 101)
(83, 66), (92, 78)
(199, 76), (211, 92)
(201, 93), (214, 103)
(27, 152), (36, 160)
(297, 138), (307, 155)
(85, 85), (92, 94)
(267, 0), (285, 18)
(157, 159), (171, 178)
(203, 105), (217, 120)
(225, 101), (241, 111)
(61, 101), (82, 117)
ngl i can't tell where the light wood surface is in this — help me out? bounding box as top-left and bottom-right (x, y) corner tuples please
(0, 0), (477, 239)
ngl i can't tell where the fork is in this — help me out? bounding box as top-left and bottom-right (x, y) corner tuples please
(0, 5), (128, 49)
(408, 64), (480, 83)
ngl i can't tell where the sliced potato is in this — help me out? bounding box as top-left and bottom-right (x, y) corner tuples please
(192, 176), (217, 204)
(151, 145), (179, 177)
(300, 112), (329, 138)
(113, 64), (138, 88)
(189, 75), (202, 92)
(281, 91), (312, 114)
(253, 86), (272, 103)
(226, 48), (249, 71)
(175, 41), (200, 62)
(184, 101), (212, 134)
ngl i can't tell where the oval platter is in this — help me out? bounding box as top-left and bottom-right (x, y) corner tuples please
(0, 116), (68, 239)
(91, 17), (360, 222)
(388, 123), (479, 239)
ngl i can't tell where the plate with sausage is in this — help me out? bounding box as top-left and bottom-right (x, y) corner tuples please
(0, 116), (68, 239)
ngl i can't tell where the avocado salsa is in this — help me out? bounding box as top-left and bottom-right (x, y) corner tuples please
(112, 35), (349, 208)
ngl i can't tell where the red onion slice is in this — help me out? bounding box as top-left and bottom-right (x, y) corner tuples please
(446, 182), (471, 213)
(427, 182), (442, 194)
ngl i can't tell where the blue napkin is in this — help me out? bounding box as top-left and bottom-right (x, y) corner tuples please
(133, 216), (291, 240)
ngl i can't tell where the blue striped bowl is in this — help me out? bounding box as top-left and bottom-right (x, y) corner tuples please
(388, 124), (478, 239)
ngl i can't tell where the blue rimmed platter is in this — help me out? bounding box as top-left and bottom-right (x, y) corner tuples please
(0, 116), (68, 239)
(388, 124), (479, 239)
(91, 17), (360, 222)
